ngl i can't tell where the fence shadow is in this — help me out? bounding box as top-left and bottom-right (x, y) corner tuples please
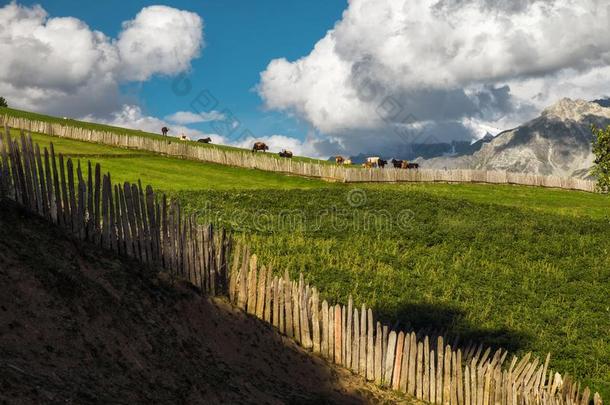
(388, 302), (531, 354)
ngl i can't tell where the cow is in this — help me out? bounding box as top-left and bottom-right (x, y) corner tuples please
(399, 161), (419, 169)
(343, 159), (352, 165)
(362, 162), (373, 168)
(180, 134), (190, 141)
(252, 142), (269, 152)
(335, 156), (345, 165)
(161, 126), (169, 137)
(378, 159), (388, 168)
(198, 137), (212, 144)
(366, 157), (380, 167)
(279, 149), (293, 158)
(391, 159), (403, 168)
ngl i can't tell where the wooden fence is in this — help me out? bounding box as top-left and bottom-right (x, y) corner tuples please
(0, 128), (603, 405)
(0, 115), (597, 192)
(227, 255), (603, 405)
(0, 128), (231, 294)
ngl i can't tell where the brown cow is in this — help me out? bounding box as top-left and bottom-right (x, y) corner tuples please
(335, 156), (345, 165)
(400, 161), (419, 169)
(252, 142), (269, 152)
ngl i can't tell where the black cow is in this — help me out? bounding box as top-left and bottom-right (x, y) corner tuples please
(378, 159), (388, 168)
(279, 149), (293, 158)
(198, 137), (212, 144)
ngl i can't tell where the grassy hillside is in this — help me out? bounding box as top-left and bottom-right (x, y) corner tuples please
(27, 132), (326, 190)
(175, 187), (610, 396)
(4, 129), (609, 396)
(1, 107), (336, 166)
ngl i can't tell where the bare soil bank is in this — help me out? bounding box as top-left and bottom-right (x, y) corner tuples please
(0, 200), (409, 404)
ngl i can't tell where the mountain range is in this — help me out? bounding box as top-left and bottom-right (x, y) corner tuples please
(419, 98), (610, 179)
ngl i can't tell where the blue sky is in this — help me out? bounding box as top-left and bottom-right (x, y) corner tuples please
(13, 0), (347, 142)
(2, 1), (609, 158)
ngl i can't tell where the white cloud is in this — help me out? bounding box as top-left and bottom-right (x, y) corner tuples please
(117, 6), (203, 81)
(0, 2), (203, 117)
(165, 110), (226, 124)
(258, 0), (610, 155)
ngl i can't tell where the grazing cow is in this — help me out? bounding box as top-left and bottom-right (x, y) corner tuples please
(180, 134), (190, 141)
(399, 161), (419, 169)
(378, 159), (388, 168)
(362, 162), (373, 168)
(161, 126), (169, 136)
(252, 142), (269, 152)
(279, 149), (293, 158)
(335, 156), (345, 165)
(198, 137), (212, 144)
(366, 157), (380, 167)
(343, 159), (352, 165)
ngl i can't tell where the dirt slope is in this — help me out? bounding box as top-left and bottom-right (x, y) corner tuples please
(0, 200), (409, 404)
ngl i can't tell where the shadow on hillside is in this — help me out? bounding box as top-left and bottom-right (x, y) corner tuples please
(380, 302), (531, 354)
(0, 199), (403, 405)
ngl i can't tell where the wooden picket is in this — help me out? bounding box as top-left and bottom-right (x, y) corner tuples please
(0, 127), (603, 405)
(0, 129), (230, 296)
(1, 116), (597, 193)
(222, 249), (604, 405)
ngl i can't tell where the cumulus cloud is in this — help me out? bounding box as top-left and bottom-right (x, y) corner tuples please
(258, 0), (610, 156)
(0, 2), (203, 117)
(165, 110), (226, 125)
(117, 6), (203, 81)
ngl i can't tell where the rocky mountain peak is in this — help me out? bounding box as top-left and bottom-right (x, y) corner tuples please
(541, 98), (610, 122)
(420, 98), (610, 179)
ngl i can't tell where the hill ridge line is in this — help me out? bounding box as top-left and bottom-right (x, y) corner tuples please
(0, 111), (597, 192)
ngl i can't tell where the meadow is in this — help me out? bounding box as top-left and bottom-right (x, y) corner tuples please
(7, 130), (610, 396)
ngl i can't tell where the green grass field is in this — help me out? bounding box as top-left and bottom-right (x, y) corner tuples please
(25, 132), (325, 190)
(5, 129), (610, 396)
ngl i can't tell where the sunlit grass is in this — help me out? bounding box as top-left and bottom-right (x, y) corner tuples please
(4, 129), (610, 396)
